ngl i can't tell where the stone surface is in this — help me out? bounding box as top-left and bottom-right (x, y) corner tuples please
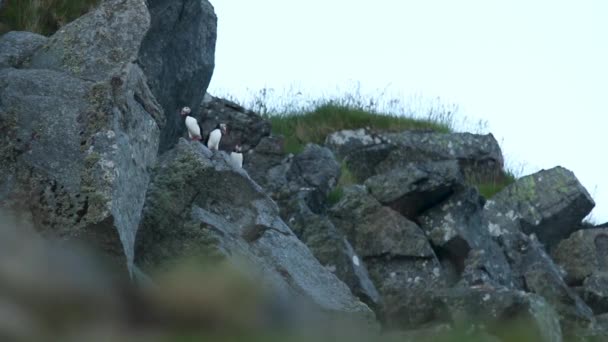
(243, 136), (287, 191)
(552, 228), (608, 285)
(0, 0), (164, 272)
(419, 187), (516, 288)
(486, 166), (595, 249)
(576, 273), (608, 315)
(364, 160), (464, 219)
(0, 31), (47, 68)
(198, 94), (271, 151)
(134, 139), (375, 322)
(138, 0), (217, 153)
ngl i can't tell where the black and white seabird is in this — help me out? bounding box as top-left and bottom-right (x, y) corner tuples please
(180, 106), (202, 141)
(230, 144), (243, 168)
(207, 123), (227, 151)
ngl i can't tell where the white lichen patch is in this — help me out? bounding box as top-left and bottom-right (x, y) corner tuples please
(488, 222), (504, 237)
(326, 129), (375, 146)
(352, 255), (360, 267)
(482, 294), (491, 302)
(325, 265), (337, 273)
(433, 267), (440, 277)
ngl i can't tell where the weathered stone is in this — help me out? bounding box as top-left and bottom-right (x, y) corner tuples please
(330, 185), (434, 258)
(381, 131), (504, 182)
(364, 160), (464, 219)
(135, 139), (375, 322)
(243, 136), (287, 191)
(286, 144), (340, 201)
(486, 166), (594, 249)
(0, 31), (47, 68)
(0, 0), (164, 273)
(325, 128), (386, 160)
(418, 187), (516, 288)
(198, 93), (271, 151)
(138, 0), (217, 153)
(576, 273), (608, 315)
(552, 228), (608, 285)
(280, 193), (381, 307)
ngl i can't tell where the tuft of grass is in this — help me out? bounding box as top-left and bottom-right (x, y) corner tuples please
(328, 162), (358, 205)
(471, 169), (518, 199)
(269, 101), (451, 154)
(0, 0), (100, 36)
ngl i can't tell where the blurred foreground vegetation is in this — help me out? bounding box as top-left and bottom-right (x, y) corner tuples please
(0, 0), (100, 35)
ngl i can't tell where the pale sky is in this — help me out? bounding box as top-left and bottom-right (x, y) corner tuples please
(207, 0), (608, 223)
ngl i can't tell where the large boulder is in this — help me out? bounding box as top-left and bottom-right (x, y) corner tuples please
(329, 185), (445, 328)
(138, 0), (217, 153)
(0, 0), (164, 272)
(576, 273), (608, 315)
(418, 187), (516, 288)
(198, 94), (271, 151)
(552, 228), (608, 285)
(134, 139), (375, 323)
(364, 160), (464, 219)
(326, 129), (504, 183)
(0, 31), (47, 68)
(243, 135), (288, 191)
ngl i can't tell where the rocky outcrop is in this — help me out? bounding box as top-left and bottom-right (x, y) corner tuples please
(198, 94), (271, 151)
(0, 31), (47, 68)
(552, 228), (608, 285)
(138, 0), (217, 153)
(365, 160), (464, 219)
(0, 0), (165, 272)
(134, 139), (375, 323)
(485, 167), (595, 250)
(576, 273), (608, 315)
(326, 129), (504, 183)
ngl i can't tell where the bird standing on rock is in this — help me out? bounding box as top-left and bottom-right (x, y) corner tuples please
(230, 144), (243, 168)
(180, 107), (202, 141)
(207, 123), (227, 151)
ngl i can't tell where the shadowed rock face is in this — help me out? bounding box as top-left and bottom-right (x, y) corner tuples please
(552, 228), (608, 285)
(0, 31), (47, 68)
(135, 139), (375, 323)
(138, 0), (217, 153)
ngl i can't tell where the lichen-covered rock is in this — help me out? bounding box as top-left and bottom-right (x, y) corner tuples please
(134, 139), (375, 323)
(552, 228), (608, 285)
(0, 0), (163, 273)
(0, 31), (47, 68)
(364, 160), (464, 219)
(286, 144), (341, 201)
(198, 94), (271, 151)
(325, 129), (504, 183)
(280, 192), (381, 307)
(329, 185), (444, 328)
(243, 136), (287, 191)
(138, 0), (217, 153)
(418, 187), (516, 288)
(485, 166), (594, 250)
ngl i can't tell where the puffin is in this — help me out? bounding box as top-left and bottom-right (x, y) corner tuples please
(230, 144), (243, 168)
(207, 123), (227, 151)
(180, 106), (202, 141)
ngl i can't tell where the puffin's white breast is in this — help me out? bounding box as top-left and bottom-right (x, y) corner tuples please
(230, 152), (243, 168)
(185, 116), (201, 137)
(207, 129), (222, 149)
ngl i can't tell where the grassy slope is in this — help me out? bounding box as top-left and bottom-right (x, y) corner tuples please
(265, 100), (514, 200)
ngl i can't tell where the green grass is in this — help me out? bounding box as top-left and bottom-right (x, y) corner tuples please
(0, 0), (100, 36)
(268, 101), (451, 154)
(471, 169), (518, 199)
(327, 161), (358, 205)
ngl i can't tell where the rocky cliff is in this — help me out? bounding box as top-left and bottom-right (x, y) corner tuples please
(1, 1), (607, 341)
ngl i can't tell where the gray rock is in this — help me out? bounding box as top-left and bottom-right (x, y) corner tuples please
(329, 185), (444, 328)
(552, 228), (608, 285)
(436, 287), (562, 342)
(330, 185), (434, 258)
(487, 166), (595, 250)
(198, 94), (271, 151)
(243, 136), (287, 191)
(138, 0), (217, 153)
(0, 31), (47, 68)
(364, 160), (464, 219)
(381, 131), (504, 182)
(419, 187), (516, 288)
(280, 193), (381, 307)
(134, 139), (375, 322)
(576, 273), (608, 315)
(286, 144), (340, 199)
(326, 129), (504, 183)
(0, 0), (164, 273)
